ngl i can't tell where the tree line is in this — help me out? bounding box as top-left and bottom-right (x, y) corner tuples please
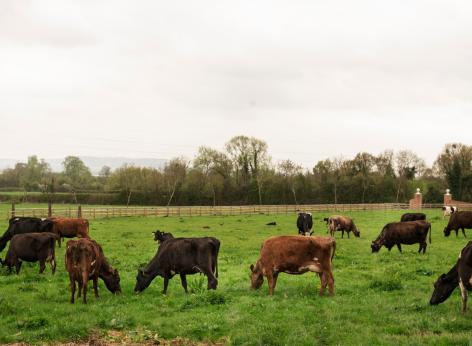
(0, 137), (471, 206)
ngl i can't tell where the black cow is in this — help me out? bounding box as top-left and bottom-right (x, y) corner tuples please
(135, 236), (220, 294)
(371, 220), (431, 253)
(430, 241), (472, 313)
(0, 217), (54, 253)
(400, 213), (426, 222)
(444, 211), (472, 237)
(297, 213), (313, 236)
(0, 232), (57, 274)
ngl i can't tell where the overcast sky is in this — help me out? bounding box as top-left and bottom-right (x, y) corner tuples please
(1, 0), (471, 168)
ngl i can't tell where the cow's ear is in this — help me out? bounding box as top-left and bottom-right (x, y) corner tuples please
(250, 264), (254, 272)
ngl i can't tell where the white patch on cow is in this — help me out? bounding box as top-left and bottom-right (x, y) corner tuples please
(468, 276), (472, 287)
(313, 257), (318, 261)
(91, 260), (96, 266)
(304, 232), (310, 236)
(170, 270), (176, 275)
(41, 218), (46, 221)
(298, 264), (321, 273)
(459, 250), (462, 259)
(307, 213), (312, 216)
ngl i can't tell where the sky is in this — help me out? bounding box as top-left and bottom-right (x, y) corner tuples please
(1, 0), (471, 168)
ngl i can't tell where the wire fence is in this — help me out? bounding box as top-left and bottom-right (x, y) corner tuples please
(7, 202), (464, 220)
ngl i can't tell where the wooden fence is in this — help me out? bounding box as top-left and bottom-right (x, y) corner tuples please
(4, 202), (447, 220)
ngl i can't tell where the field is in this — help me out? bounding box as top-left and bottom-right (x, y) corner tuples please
(1, 209), (472, 345)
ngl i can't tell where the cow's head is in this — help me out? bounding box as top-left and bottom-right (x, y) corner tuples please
(249, 263), (264, 289)
(134, 268), (153, 293)
(152, 230), (174, 243)
(101, 268), (121, 294)
(443, 227), (451, 237)
(430, 272), (459, 305)
(353, 227), (360, 238)
(371, 241), (381, 253)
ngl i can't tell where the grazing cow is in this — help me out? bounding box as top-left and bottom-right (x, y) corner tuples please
(0, 217), (54, 253)
(0, 232), (57, 274)
(328, 215), (360, 238)
(135, 236), (220, 294)
(443, 211), (472, 238)
(65, 238), (121, 304)
(50, 218), (90, 247)
(152, 230), (174, 244)
(400, 213), (426, 222)
(430, 241), (472, 313)
(443, 206), (458, 219)
(250, 236), (336, 296)
(371, 220), (432, 253)
(297, 212), (313, 236)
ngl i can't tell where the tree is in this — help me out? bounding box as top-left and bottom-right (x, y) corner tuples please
(394, 150), (426, 202)
(18, 156), (51, 198)
(434, 143), (472, 200)
(278, 159), (302, 204)
(163, 158), (187, 206)
(350, 152), (375, 203)
(62, 156), (93, 203)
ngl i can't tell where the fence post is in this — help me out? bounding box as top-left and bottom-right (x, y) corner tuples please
(11, 203), (15, 218)
(78, 205), (82, 218)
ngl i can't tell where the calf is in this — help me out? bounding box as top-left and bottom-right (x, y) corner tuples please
(430, 241), (472, 313)
(250, 235), (336, 296)
(50, 217), (90, 247)
(443, 205), (458, 219)
(371, 220), (431, 253)
(297, 212), (313, 236)
(65, 238), (121, 304)
(135, 236), (220, 294)
(444, 211), (472, 237)
(400, 213), (426, 222)
(0, 217), (54, 253)
(328, 215), (360, 238)
(0, 232), (57, 274)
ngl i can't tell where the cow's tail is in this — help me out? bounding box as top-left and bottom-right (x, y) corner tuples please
(330, 238), (336, 262)
(0, 237), (7, 253)
(213, 240), (220, 278)
(429, 223), (432, 244)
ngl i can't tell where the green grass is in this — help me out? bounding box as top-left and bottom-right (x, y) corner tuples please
(1, 210), (472, 345)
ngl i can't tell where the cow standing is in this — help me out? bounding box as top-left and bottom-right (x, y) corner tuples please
(250, 235), (336, 296)
(135, 236), (220, 294)
(0, 217), (54, 253)
(400, 213), (426, 222)
(0, 232), (57, 274)
(65, 238), (121, 304)
(443, 211), (472, 238)
(430, 241), (472, 313)
(328, 215), (360, 238)
(297, 213), (313, 236)
(50, 218), (90, 247)
(371, 220), (431, 253)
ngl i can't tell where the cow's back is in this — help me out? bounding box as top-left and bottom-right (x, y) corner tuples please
(450, 212), (472, 229)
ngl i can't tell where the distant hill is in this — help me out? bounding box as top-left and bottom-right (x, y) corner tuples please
(0, 157), (167, 175)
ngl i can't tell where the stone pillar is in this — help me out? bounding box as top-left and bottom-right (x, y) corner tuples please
(409, 188), (422, 209)
(444, 189), (452, 206)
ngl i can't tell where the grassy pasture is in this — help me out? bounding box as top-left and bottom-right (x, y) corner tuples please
(0, 209), (472, 345)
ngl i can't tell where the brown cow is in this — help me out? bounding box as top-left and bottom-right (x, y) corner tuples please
(65, 238), (121, 304)
(250, 235), (336, 296)
(50, 218), (90, 247)
(328, 215), (360, 238)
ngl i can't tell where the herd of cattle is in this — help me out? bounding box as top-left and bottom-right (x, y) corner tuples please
(1, 208), (472, 313)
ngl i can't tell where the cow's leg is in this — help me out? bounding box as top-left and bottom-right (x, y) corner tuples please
(162, 276), (169, 295)
(327, 271), (335, 295)
(93, 277), (99, 298)
(462, 228), (467, 238)
(82, 272), (88, 304)
(267, 272), (278, 296)
(180, 274), (188, 293)
(319, 272), (328, 296)
(347, 231), (350, 239)
(456, 229), (459, 237)
(397, 244), (402, 253)
(204, 269), (218, 290)
(341, 230), (344, 239)
(39, 259), (46, 274)
(69, 275), (76, 304)
(387, 246), (392, 252)
(15, 260), (22, 274)
(460, 279), (468, 313)
(51, 258), (56, 274)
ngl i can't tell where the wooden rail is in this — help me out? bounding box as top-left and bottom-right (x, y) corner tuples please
(2, 203), (444, 219)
